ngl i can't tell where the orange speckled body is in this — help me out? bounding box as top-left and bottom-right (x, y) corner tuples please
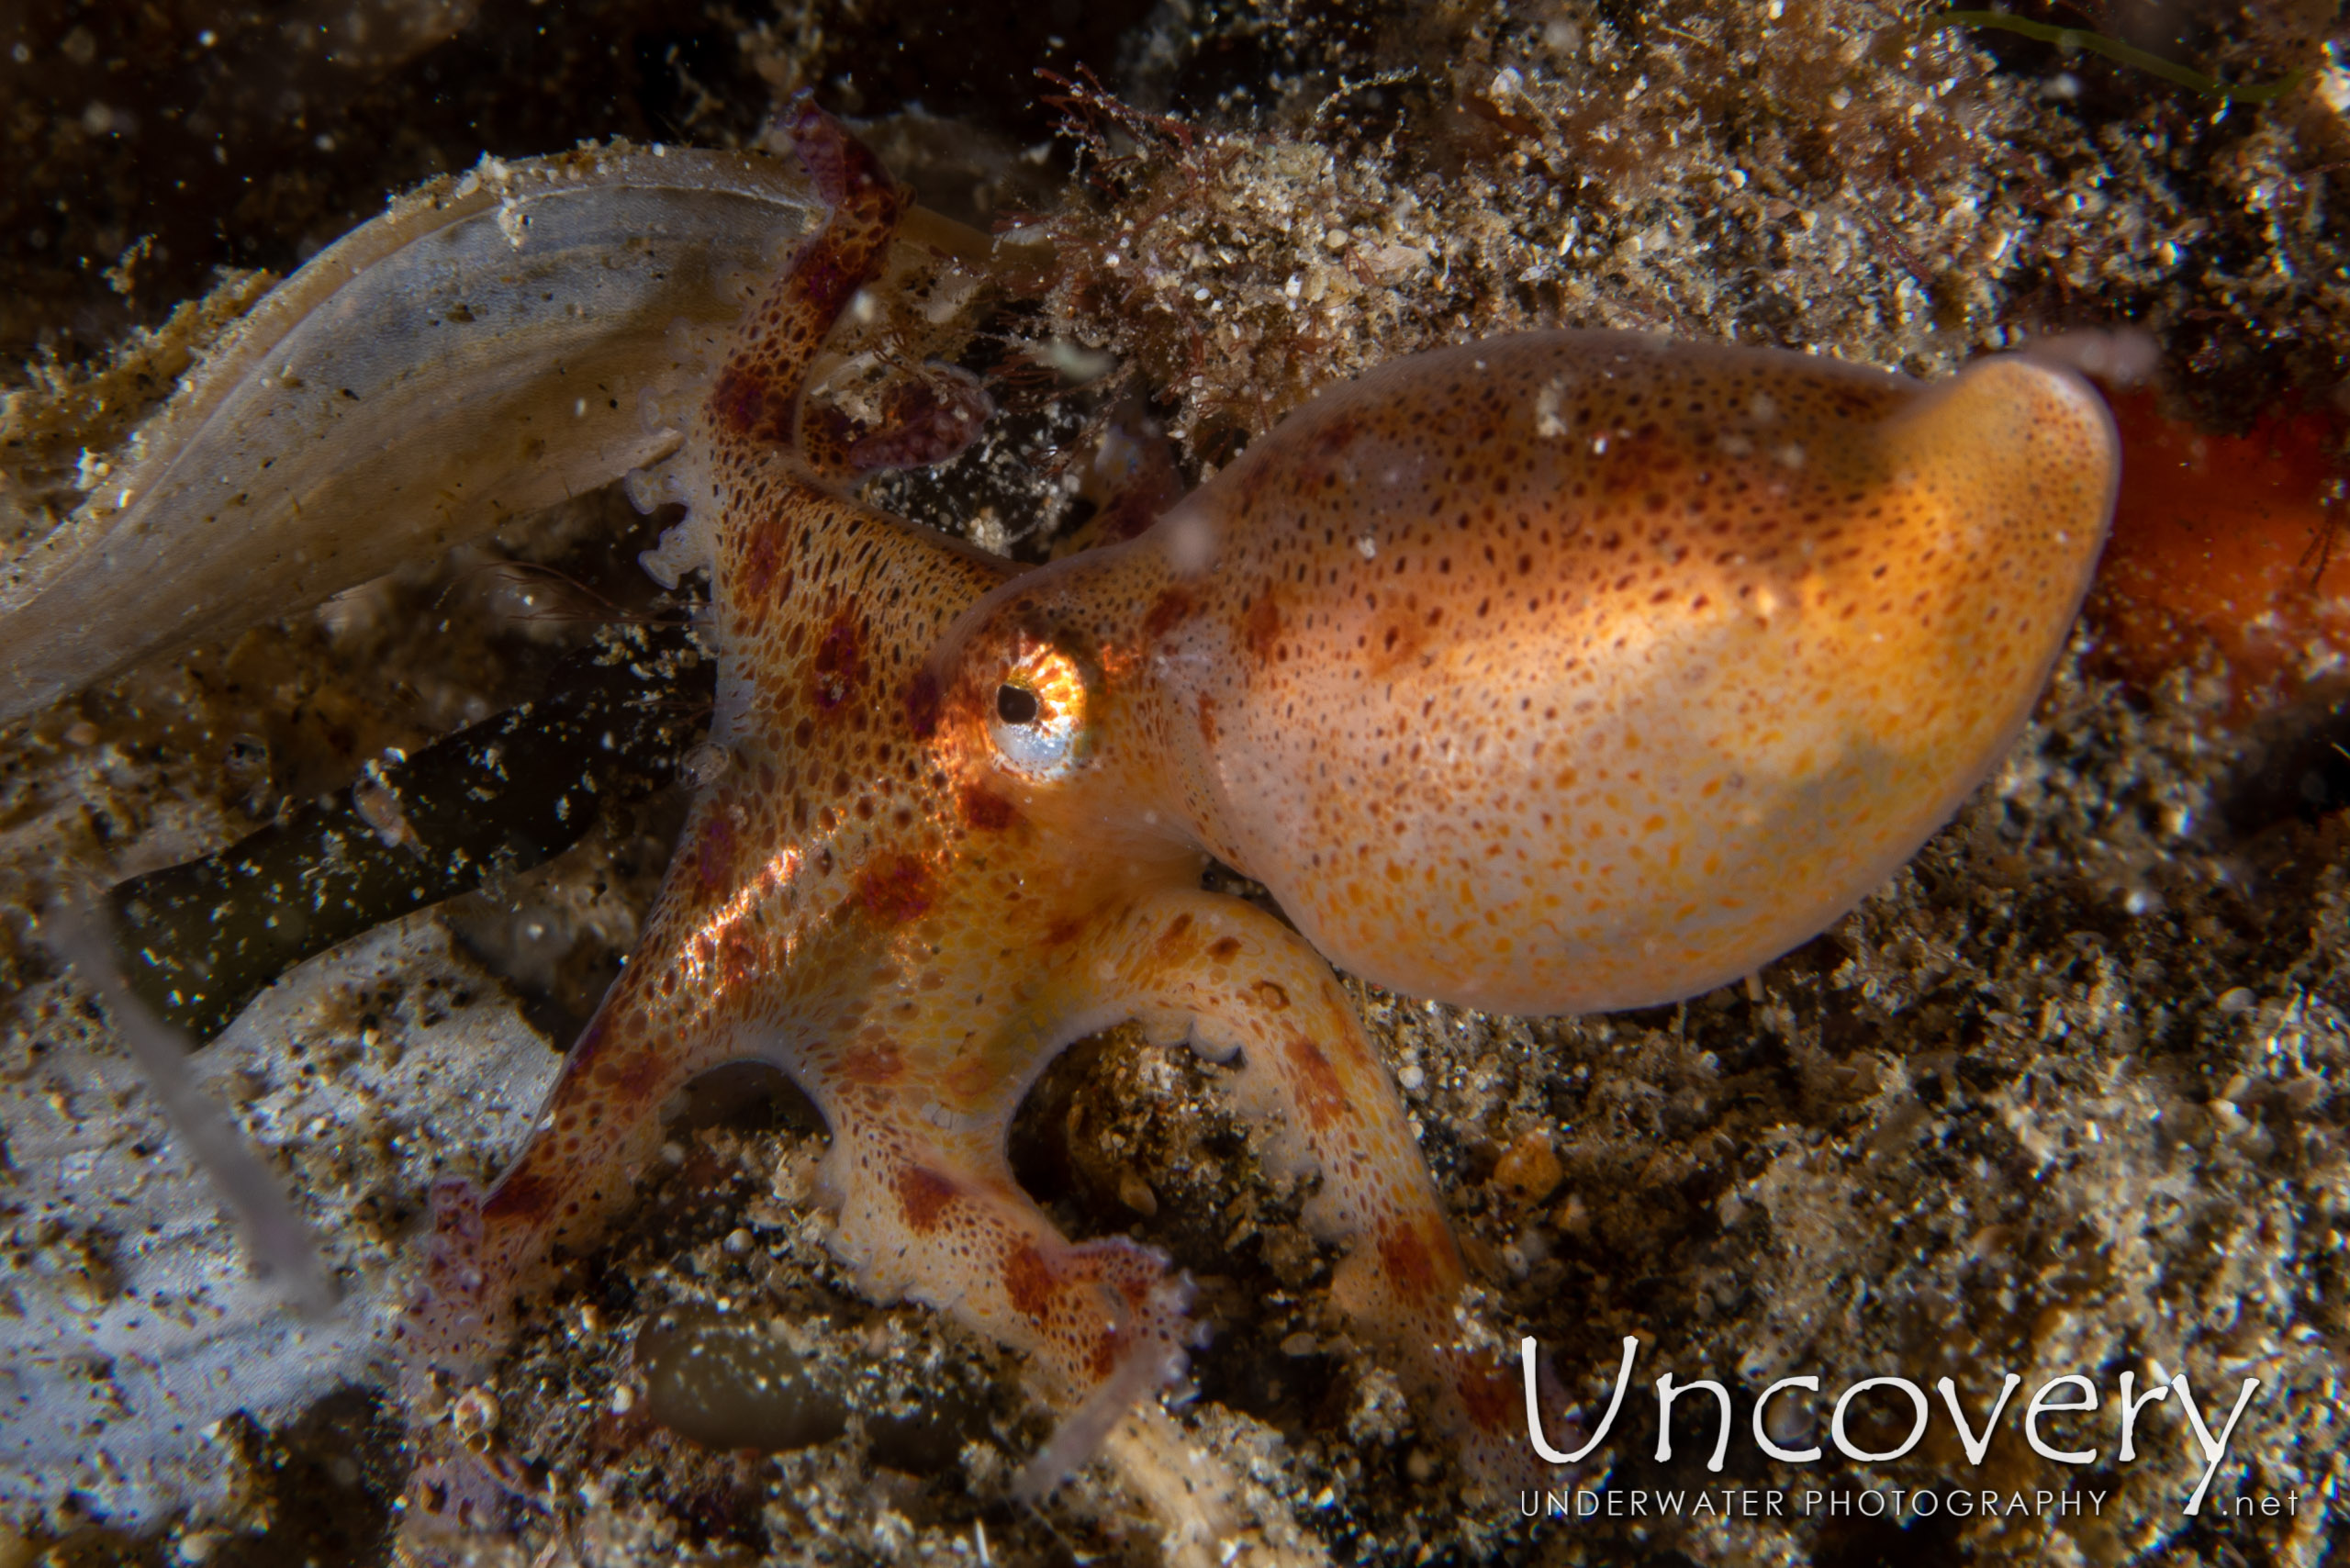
(940, 337), (2118, 1016)
(403, 108), (2120, 1520)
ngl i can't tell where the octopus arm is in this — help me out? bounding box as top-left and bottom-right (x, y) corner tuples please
(815, 1089), (1199, 1497)
(399, 896), (768, 1400)
(1048, 887), (1536, 1484)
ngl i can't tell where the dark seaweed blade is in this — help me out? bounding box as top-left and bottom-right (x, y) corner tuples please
(106, 621), (713, 1047)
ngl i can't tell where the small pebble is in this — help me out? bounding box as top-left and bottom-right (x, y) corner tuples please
(1117, 1172), (1158, 1215)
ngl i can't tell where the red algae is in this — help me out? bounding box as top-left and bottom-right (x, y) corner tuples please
(2087, 389), (2350, 699)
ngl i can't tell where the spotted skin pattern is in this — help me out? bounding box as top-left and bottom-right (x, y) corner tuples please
(405, 106), (2120, 1512)
(951, 337), (2121, 1017)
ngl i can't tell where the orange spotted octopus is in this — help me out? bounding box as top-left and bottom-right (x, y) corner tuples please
(402, 106), (2121, 1524)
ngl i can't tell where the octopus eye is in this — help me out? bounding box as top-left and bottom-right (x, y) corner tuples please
(986, 641), (1091, 778)
(995, 684), (1039, 725)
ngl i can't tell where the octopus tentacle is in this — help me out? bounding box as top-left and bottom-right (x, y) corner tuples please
(398, 103), (907, 1399)
(701, 102), (993, 489)
(818, 1109), (1197, 1486)
(1058, 887), (1531, 1483)
(410, 954), (761, 1376)
(699, 99), (908, 478)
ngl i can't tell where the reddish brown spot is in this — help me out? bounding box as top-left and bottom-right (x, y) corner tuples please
(895, 1164), (957, 1232)
(1286, 1032), (1349, 1129)
(1366, 607), (1426, 677)
(795, 234), (869, 326)
(1313, 413), (1361, 455)
(904, 670), (942, 739)
(1090, 1335), (1123, 1380)
(737, 517), (785, 602)
(1598, 425), (1668, 494)
(1155, 912), (1194, 958)
(1241, 592), (1284, 661)
(1206, 936), (1242, 962)
(1456, 1364), (1514, 1431)
(696, 813), (739, 893)
(855, 853), (936, 926)
(1378, 1222), (1440, 1305)
(789, 103), (903, 212)
(811, 610), (867, 710)
(1143, 588), (1195, 644)
(486, 1170), (555, 1224)
(1003, 1241), (1057, 1320)
(1044, 916), (1083, 947)
(716, 922), (760, 989)
(711, 363), (778, 442)
(1263, 411), (1363, 507)
(842, 1038), (904, 1086)
(595, 1047), (666, 1104)
(959, 784), (1018, 831)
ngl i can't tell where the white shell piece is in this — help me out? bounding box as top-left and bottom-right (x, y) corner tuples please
(0, 919), (561, 1529)
(0, 146), (823, 722)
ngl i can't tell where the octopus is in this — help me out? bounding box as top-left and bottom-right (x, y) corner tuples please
(397, 105), (2120, 1538)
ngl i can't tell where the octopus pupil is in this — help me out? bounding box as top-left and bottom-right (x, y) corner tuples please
(997, 684), (1040, 725)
